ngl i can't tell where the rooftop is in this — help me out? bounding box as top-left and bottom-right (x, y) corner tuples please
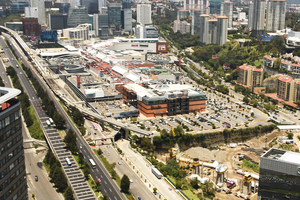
(253, 68), (263, 72)
(278, 76), (294, 83)
(0, 87), (21, 105)
(239, 65), (253, 70)
(262, 148), (300, 165)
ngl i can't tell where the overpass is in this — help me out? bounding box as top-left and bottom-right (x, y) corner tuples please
(0, 25), (152, 139)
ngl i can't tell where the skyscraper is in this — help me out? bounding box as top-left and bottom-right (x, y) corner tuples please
(137, 3), (151, 25)
(122, 0), (132, 32)
(81, 0), (99, 14)
(107, 3), (121, 28)
(220, 1), (233, 28)
(266, 0), (286, 32)
(208, 18), (218, 44)
(31, 0), (46, 25)
(216, 15), (228, 46)
(67, 6), (88, 28)
(209, 0), (224, 14)
(191, 8), (205, 35)
(251, 0), (266, 36)
(199, 14), (210, 44)
(248, 1), (254, 30)
(98, 0), (106, 13)
(0, 87), (27, 200)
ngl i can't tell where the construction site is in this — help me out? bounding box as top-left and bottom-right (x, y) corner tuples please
(155, 129), (300, 200)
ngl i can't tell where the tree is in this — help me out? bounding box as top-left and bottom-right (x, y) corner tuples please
(63, 186), (74, 200)
(64, 129), (78, 153)
(53, 111), (66, 129)
(83, 162), (90, 177)
(274, 58), (281, 69)
(78, 152), (84, 166)
(288, 132), (294, 139)
(153, 187), (158, 194)
(243, 96), (250, 104)
(97, 148), (102, 156)
(4, 9), (10, 17)
(176, 180), (182, 189)
(120, 174), (130, 193)
(190, 177), (200, 189)
(103, 195), (109, 200)
(95, 180), (101, 190)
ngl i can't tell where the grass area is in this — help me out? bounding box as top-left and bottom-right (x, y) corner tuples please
(0, 13), (22, 25)
(279, 144), (294, 151)
(182, 189), (200, 200)
(87, 174), (101, 200)
(28, 106), (44, 140)
(242, 159), (260, 173)
(254, 60), (262, 67)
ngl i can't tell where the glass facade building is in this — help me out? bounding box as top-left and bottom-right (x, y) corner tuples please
(107, 3), (121, 28)
(209, 0), (224, 14)
(0, 88), (27, 200)
(67, 7), (88, 28)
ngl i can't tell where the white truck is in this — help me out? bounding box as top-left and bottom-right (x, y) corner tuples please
(49, 118), (54, 124)
(152, 168), (163, 179)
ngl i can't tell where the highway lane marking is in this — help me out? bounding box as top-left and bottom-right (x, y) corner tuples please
(104, 181), (107, 184)
(109, 188), (112, 192)
(104, 189), (106, 193)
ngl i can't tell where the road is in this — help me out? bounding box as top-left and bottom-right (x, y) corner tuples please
(0, 39), (64, 200)
(118, 140), (183, 200)
(1, 33), (126, 200)
(99, 143), (156, 200)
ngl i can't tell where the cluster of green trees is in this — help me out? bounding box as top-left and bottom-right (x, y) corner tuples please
(153, 124), (276, 149)
(44, 150), (74, 200)
(131, 136), (156, 153)
(180, 64), (229, 94)
(190, 178), (216, 198)
(286, 12), (300, 31)
(67, 106), (86, 135)
(6, 66), (34, 127)
(160, 125), (184, 137)
(63, 129), (78, 153)
(21, 64), (66, 129)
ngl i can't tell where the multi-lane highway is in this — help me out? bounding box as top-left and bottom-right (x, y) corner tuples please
(0, 36), (97, 200)
(1, 31), (126, 200)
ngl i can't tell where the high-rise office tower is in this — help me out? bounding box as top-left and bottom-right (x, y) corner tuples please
(266, 0), (286, 32)
(93, 13), (99, 36)
(191, 8), (205, 35)
(122, 0), (132, 32)
(220, 1), (233, 28)
(59, 3), (70, 14)
(98, 0), (106, 13)
(107, 3), (121, 28)
(216, 15), (228, 46)
(137, 3), (151, 25)
(209, 0), (224, 14)
(31, 0), (46, 25)
(48, 13), (68, 30)
(251, 0), (266, 36)
(248, 1), (254, 30)
(81, 0), (99, 14)
(199, 14), (210, 44)
(0, 87), (27, 200)
(67, 6), (88, 28)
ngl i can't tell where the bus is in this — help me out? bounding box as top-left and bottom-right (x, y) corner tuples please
(93, 125), (97, 130)
(49, 118), (54, 124)
(89, 159), (96, 169)
(66, 158), (72, 167)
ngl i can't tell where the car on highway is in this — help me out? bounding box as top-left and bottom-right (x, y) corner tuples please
(97, 178), (101, 182)
(130, 179), (133, 183)
(94, 132), (97, 135)
(35, 175), (38, 182)
(118, 162), (121, 165)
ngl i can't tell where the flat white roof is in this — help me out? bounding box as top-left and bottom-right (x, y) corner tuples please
(277, 125), (300, 130)
(0, 87), (21, 104)
(279, 151), (300, 165)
